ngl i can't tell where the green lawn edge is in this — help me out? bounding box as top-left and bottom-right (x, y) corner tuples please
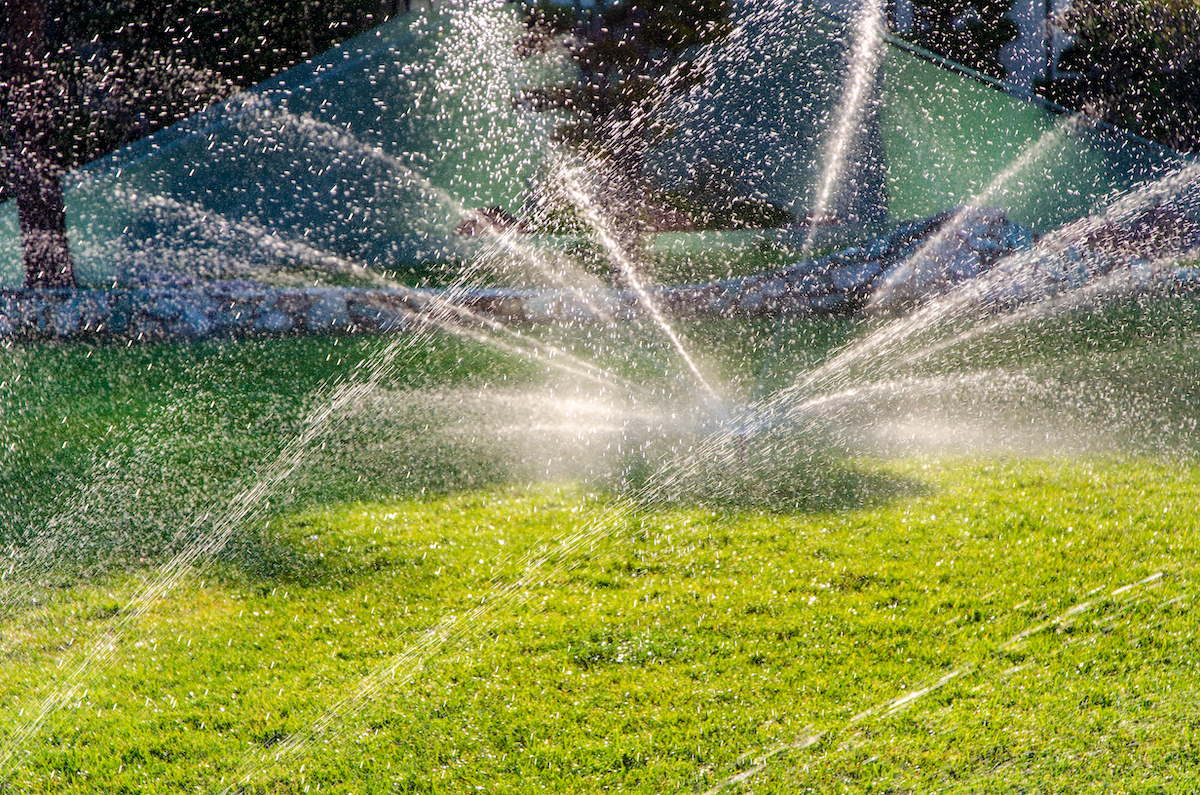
(2, 455), (1198, 793)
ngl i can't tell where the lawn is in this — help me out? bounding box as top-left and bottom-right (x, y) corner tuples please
(1, 458), (1198, 793)
(2, 294), (1200, 792)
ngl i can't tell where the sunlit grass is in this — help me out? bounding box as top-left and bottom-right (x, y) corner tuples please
(4, 292), (1200, 792)
(2, 457), (1199, 792)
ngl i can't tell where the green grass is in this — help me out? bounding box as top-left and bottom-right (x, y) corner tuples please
(4, 291), (1200, 792)
(0, 314), (866, 576)
(0, 331), (546, 573)
(2, 457), (1199, 792)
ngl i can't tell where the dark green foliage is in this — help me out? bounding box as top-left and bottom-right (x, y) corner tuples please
(660, 161), (796, 230)
(0, 0), (389, 203)
(1038, 0), (1200, 153)
(516, 0), (732, 172)
(904, 0), (1018, 81)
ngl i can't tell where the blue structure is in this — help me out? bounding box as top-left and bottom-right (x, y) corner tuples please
(0, 1), (1189, 287)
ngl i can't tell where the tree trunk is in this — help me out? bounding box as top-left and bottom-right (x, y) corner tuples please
(5, 0), (75, 289)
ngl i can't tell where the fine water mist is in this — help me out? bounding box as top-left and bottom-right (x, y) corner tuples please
(3, 0), (1200, 789)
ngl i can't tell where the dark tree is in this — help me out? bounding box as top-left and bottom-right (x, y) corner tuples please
(2, 0), (75, 288)
(2, 0), (397, 287)
(513, 0), (750, 242)
(1039, 0), (1200, 153)
(905, 0), (1018, 81)
(516, 0), (732, 185)
(47, 0), (392, 176)
(1, 1), (394, 206)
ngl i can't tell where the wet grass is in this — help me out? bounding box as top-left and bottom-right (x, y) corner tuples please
(4, 293), (1200, 791)
(2, 456), (1200, 792)
(0, 314), (864, 583)
(0, 332), (540, 574)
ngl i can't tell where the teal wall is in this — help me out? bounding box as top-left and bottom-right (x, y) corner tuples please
(1, 5), (562, 286)
(878, 42), (1188, 230)
(0, 1), (1190, 287)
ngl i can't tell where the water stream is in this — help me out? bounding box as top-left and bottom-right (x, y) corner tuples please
(2, 0), (1200, 789)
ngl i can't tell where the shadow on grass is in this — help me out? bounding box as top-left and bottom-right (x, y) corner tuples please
(618, 433), (929, 514)
(715, 459), (928, 513)
(0, 327), (931, 598)
(0, 411), (928, 603)
(226, 465), (929, 596)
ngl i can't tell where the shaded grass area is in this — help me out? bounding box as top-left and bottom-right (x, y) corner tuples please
(4, 291), (1200, 791)
(0, 313), (867, 584)
(0, 332), (545, 578)
(2, 457), (1200, 792)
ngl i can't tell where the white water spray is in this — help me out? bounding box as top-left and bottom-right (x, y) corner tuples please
(557, 164), (731, 423)
(801, 0), (886, 257)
